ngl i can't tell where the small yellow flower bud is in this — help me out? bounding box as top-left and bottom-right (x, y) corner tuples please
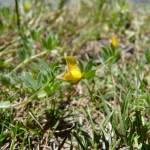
(23, 1), (31, 12)
(110, 35), (118, 48)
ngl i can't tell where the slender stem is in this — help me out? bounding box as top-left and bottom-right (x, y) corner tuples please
(28, 110), (43, 130)
(0, 49), (16, 57)
(15, 0), (21, 30)
(0, 37), (19, 52)
(2, 77), (55, 109)
(11, 50), (48, 73)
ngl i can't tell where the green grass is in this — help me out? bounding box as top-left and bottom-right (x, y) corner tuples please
(0, 0), (150, 149)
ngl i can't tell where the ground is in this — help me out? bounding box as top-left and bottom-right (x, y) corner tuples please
(0, 0), (150, 149)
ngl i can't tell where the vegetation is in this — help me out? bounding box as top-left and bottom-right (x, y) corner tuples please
(0, 0), (150, 149)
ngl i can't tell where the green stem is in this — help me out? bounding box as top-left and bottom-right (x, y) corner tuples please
(1, 77), (55, 109)
(15, 0), (21, 30)
(11, 50), (48, 73)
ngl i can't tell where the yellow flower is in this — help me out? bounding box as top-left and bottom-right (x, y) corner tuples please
(57, 56), (83, 84)
(23, 1), (31, 12)
(110, 35), (118, 48)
